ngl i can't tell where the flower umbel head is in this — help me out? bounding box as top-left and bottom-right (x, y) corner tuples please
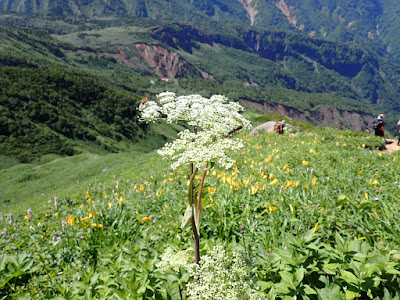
(139, 92), (252, 170)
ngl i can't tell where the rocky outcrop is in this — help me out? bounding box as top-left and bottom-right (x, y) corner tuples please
(242, 100), (375, 131)
(135, 43), (211, 79)
(251, 121), (277, 135)
(238, 0), (259, 26)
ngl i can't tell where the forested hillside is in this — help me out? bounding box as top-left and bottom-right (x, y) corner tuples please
(2, 0), (400, 60)
(2, 0), (400, 164)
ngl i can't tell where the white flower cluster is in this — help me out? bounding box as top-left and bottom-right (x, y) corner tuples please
(156, 247), (193, 273)
(186, 246), (264, 300)
(139, 92), (252, 170)
(157, 129), (244, 170)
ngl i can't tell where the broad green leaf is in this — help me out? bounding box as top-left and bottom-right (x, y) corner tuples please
(294, 267), (305, 287)
(340, 270), (359, 285)
(257, 280), (273, 291)
(345, 289), (359, 300)
(279, 271), (296, 289)
(303, 284), (317, 295)
(317, 284), (342, 300)
(181, 205), (193, 229)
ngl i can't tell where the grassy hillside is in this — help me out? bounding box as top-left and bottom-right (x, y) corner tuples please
(0, 150), (166, 214)
(1, 123), (399, 299)
(2, 21), (400, 170)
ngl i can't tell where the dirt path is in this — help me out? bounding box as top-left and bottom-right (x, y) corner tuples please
(384, 139), (400, 154)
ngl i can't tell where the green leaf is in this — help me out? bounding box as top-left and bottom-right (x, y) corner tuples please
(194, 205), (202, 236)
(317, 284), (342, 300)
(303, 284), (317, 295)
(279, 271), (296, 289)
(181, 205), (193, 229)
(294, 267), (305, 287)
(345, 289), (359, 300)
(257, 280), (273, 291)
(340, 270), (359, 285)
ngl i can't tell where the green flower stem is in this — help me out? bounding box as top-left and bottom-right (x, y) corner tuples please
(188, 166), (198, 206)
(191, 207), (200, 265)
(187, 165), (201, 264)
(196, 163), (208, 226)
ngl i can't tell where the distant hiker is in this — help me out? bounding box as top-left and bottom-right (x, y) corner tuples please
(276, 120), (286, 134)
(373, 114), (386, 143)
(397, 119), (400, 146)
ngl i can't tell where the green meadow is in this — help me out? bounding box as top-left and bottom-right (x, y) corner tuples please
(1, 123), (400, 299)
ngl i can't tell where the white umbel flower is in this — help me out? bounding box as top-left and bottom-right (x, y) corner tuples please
(139, 92), (252, 170)
(186, 246), (263, 300)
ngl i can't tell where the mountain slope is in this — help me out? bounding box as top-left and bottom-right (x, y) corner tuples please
(2, 0), (400, 60)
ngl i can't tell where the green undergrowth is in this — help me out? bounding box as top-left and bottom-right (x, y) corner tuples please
(0, 150), (166, 214)
(1, 125), (399, 299)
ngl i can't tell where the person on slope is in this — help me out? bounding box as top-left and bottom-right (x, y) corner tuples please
(276, 120), (286, 135)
(397, 119), (400, 146)
(373, 114), (387, 143)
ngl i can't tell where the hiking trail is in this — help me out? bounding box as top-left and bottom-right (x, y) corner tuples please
(383, 139), (400, 154)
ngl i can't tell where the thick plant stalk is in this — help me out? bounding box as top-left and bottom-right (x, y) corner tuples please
(190, 163), (208, 265)
(188, 164), (200, 264)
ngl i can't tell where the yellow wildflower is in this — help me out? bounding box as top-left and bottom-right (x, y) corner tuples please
(284, 168), (292, 174)
(66, 216), (75, 226)
(156, 190), (164, 197)
(268, 206), (278, 212)
(269, 178), (279, 185)
(117, 197), (125, 205)
(108, 202), (113, 209)
(250, 182), (260, 194)
(313, 222), (319, 234)
(370, 179), (379, 185)
(97, 224), (103, 228)
(312, 177), (318, 186)
(207, 187), (216, 194)
(142, 217), (151, 222)
(88, 210), (95, 218)
(24, 215), (30, 220)
(302, 160), (309, 166)
(243, 175), (252, 187)
(54, 212), (58, 216)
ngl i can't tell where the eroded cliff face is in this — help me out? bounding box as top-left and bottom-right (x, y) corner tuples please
(65, 43), (212, 79)
(135, 43), (212, 79)
(242, 100), (374, 131)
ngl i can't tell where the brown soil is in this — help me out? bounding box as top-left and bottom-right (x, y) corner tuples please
(383, 139), (400, 154)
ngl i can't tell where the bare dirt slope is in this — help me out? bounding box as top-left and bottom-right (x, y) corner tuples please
(384, 139), (400, 154)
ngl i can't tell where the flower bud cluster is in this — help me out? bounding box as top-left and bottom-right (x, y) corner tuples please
(156, 247), (193, 273)
(186, 245), (262, 300)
